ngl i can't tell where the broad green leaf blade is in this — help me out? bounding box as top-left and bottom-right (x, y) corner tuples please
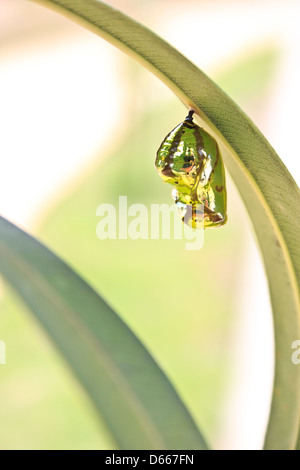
(32, 0), (300, 449)
(0, 217), (207, 450)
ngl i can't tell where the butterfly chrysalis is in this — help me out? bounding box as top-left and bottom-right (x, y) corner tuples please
(155, 110), (227, 229)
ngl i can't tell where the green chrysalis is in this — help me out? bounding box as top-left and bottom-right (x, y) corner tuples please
(155, 110), (227, 229)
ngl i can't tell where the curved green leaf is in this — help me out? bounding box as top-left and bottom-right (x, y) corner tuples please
(32, 0), (300, 449)
(0, 217), (207, 450)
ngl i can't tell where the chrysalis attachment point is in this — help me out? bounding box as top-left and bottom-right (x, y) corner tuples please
(155, 111), (227, 229)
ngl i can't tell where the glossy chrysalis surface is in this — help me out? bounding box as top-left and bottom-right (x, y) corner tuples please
(155, 111), (227, 229)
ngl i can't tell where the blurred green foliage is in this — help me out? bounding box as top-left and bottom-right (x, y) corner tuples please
(0, 44), (279, 449)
